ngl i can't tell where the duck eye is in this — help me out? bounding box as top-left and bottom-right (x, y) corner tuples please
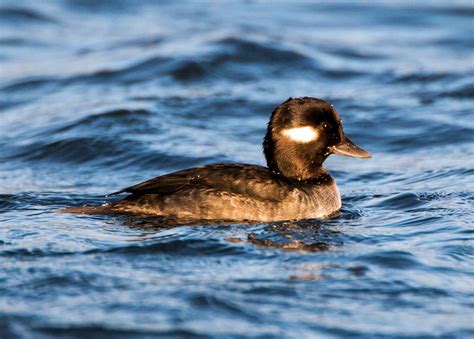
(322, 122), (332, 130)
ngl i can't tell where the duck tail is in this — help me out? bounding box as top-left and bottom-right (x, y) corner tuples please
(60, 204), (115, 215)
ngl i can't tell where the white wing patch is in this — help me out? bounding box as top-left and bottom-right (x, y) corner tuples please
(281, 126), (319, 143)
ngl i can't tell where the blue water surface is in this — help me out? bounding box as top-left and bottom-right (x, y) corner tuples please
(0, 0), (473, 337)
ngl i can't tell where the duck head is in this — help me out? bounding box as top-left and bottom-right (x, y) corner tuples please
(263, 97), (371, 181)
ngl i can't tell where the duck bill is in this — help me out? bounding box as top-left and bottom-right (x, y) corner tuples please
(330, 136), (371, 158)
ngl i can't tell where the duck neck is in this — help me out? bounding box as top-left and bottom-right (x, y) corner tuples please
(274, 161), (331, 182)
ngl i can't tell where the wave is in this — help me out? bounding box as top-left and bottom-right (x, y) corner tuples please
(43, 108), (154, 135)
(355, 250), (421, 269)
(389, 71), (455, 84)
(0, 6), (57, 24)
(35, 326), (203, 338)
(0, 1), (473, 336)
(440, 82), (474, 99)
(1, 76), (59, 93)
(0, 233), (246, 257)
(0, 35), (370, 94)
(10, 136), (140, 164)
(7, 136), (215, 171)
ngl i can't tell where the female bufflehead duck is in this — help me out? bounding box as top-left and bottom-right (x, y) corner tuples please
(66, 97), (370, 221)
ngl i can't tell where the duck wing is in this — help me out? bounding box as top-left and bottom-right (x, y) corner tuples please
(109, 163), (291, 202)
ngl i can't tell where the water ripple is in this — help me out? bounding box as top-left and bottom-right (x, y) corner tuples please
(0, 6), (57, 24)
(0, 1), (473, 337)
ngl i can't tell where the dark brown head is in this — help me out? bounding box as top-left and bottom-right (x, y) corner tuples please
(263, 97), (371, 180)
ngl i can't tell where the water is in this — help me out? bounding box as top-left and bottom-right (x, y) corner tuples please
(1, 0), (473, 337)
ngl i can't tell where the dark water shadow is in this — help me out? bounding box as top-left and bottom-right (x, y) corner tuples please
(111, 213), (346, 253)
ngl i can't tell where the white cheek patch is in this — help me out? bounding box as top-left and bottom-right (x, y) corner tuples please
(281, 126), (319, 143)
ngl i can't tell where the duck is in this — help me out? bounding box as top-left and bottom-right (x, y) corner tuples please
(64, 97), (371, 222)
